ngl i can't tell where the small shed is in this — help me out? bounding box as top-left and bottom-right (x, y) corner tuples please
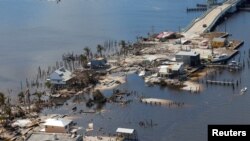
(211, 37), (227, 48)
(116, 128), (137, 140)
(90, 58), (108, 69)
(158, 62), (184, 77)
(175, 51), (200, 67)
(44, 118), (73, 133)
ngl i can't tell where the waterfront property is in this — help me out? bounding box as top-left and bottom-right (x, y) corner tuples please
(26, 132), (82, 141)
(211, 37), (228, 48)
(116, 128), (138, 140)
(47, 67), (73, 85)
(175, 51), (201, 67)
(90, 58), (109, 70)
(44, 118), (73, 133)
(158, 62), (184, 77)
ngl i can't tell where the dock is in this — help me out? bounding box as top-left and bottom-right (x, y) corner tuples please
(187, 7), (207, 12)
(83, 136), (124, 141)
(141, 98), (173, 105)
(140, 98), (185, 107)
(206, 80), (235, 86)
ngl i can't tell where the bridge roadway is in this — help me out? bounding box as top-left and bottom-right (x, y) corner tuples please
(185, 0), (242, 35)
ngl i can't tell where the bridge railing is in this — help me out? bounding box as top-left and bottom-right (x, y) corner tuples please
(184, 0), (242, 33)
(183, 6), (217, 33)
(205, 1), (240, 32)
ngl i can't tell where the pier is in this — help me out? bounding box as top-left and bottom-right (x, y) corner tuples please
(187, 7), (207, 12)
(206, 80), (235, 86)
(184, 0), (245, 34)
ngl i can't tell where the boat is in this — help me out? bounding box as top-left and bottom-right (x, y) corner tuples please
(240, 87), (247, 94)
(138, 70), (146, 77)
(228, 60), (241, 70)
(212, 54), (229, 63)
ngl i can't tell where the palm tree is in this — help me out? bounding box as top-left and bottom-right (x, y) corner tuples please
(34, 92), (42, 104)
(0, 92), (5, 106)
(84, 47), (91, 59)
(0, 92), (12, 120)
(120, 40), (127, 57)
(45, 81), (52, 89)
(120, 40), (126, 48)
(18, 91), (24, 104)
(80, 54), (88, 67)
(24, 89), (31, 113)
(97, 44), (104, 57)
(3, 105), (11, 118)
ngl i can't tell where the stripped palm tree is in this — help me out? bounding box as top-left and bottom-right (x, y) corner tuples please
(120, 40), (127, 57)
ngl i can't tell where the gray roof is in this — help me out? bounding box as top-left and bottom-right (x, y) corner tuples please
(26, 132), (82, 141)
(176, 51), (199, 56)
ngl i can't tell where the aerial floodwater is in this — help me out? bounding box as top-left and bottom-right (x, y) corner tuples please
(0, 0), (250, 141)
(0, 0), (201, 91)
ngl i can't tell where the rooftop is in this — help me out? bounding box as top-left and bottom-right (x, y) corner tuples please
(44, 118), (72, 127)
(176, 51), (199, 56)
(212, 37), (226, 42)
(116, 128), (135, 134)
(54, 67), (72, 82)
(47, 67), (73, 84)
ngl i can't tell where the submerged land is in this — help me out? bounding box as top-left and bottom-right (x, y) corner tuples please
(0, 0), (250, 140)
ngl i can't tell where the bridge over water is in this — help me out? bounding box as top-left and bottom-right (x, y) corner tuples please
(184, 0), (245, 35)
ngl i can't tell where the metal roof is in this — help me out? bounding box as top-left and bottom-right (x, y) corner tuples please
(116, 128), (135, 134)
(48, 67), (73, 84)
(176, 51), (199, 56)
(212, 37), (226, 42)
(158, 65), (169, 74)
(172, 63), (183, 71)
(44, 118), (72, 127)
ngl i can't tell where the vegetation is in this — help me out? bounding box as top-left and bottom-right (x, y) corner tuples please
(79, 54), (88, 67)
(92, 90), (106, 102)
(45, 81), (52, 89)
(97, 44), (104, 57)
(33, 92), (43, 104)
(84, 46), (91, 59)
(18, 91), (24, 104)
(0, 92), (5, 106)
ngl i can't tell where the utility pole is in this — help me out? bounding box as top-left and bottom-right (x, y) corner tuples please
(224, 17), (227, 33)
(151, 25), (155, 35)
(179, 26), (182, 50)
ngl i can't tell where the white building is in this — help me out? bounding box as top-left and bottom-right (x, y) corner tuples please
(116, 128), (137, 140)
(158, 62), (184, 77)
(47, 67), (73, 85)
(44, 118), (73, 133)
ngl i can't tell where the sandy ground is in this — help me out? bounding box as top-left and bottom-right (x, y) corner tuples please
(94, 74), (126, 91)
(181, 81), (202, 92)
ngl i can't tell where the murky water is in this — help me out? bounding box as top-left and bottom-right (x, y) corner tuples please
(43, 8), (250, 141)
(0, 0), (202, 91)
(1, 0), (250, 140)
